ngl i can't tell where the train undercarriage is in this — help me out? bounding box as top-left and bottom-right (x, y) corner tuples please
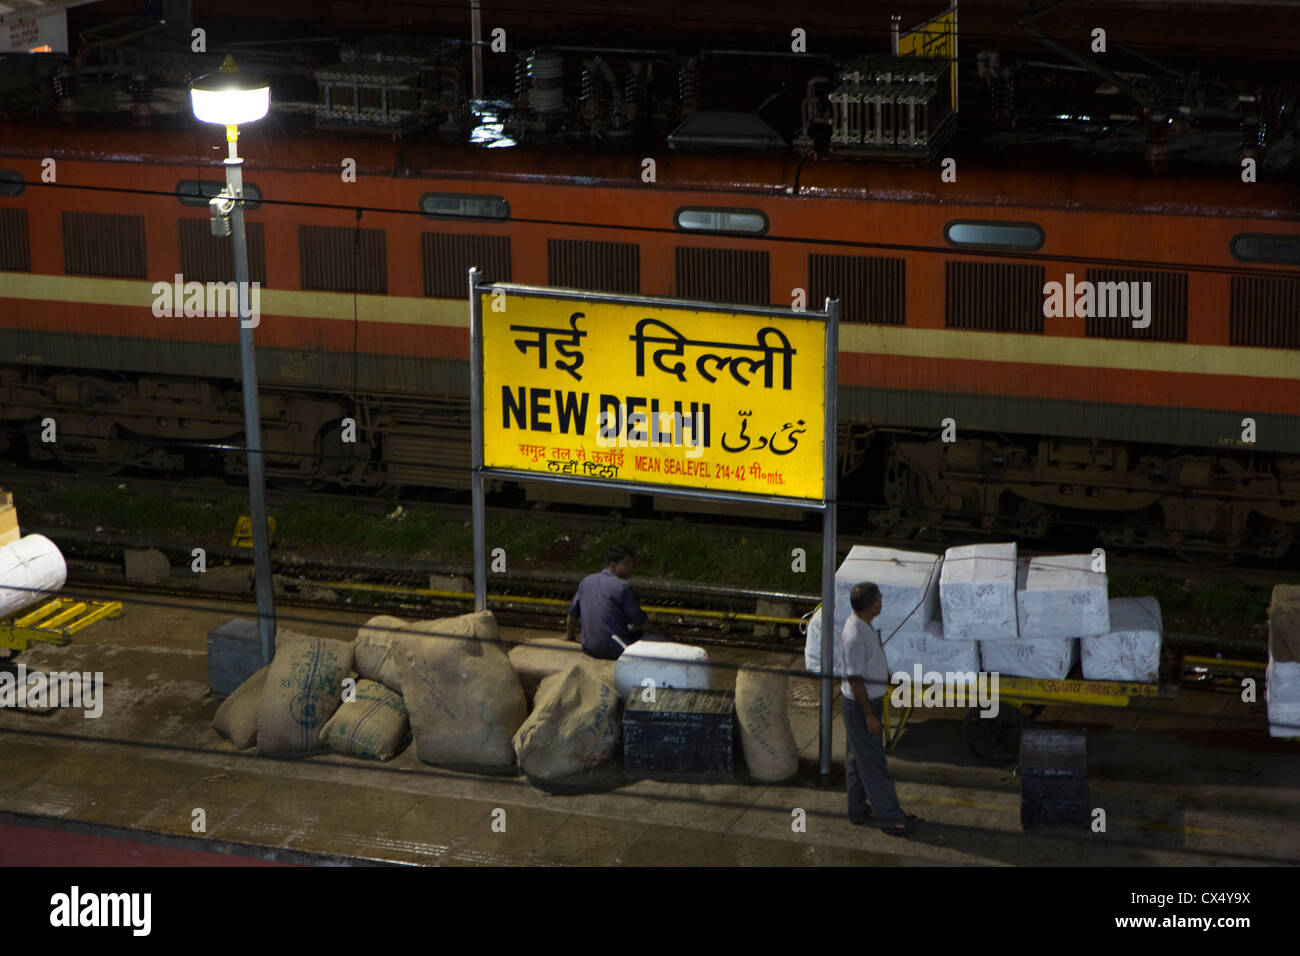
(1, 366), (1297, 559)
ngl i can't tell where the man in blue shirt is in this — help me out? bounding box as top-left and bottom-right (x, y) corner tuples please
(565, 545), (653, 659)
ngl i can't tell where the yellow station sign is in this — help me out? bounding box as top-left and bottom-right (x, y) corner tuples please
(480, 289), (828, 502)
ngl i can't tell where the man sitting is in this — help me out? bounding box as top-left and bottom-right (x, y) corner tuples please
(565, 545), (654, 660)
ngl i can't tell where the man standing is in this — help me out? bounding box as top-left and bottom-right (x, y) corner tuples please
(840, 581), (917, 836)
(565, 545), (653, 660)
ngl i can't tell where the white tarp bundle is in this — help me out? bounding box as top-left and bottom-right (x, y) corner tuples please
(1267, 585), (1300, 738)
(0, 534), (67, 618)
(1016, 555), (1110, 639)
(939, 542), (1018, 641)
(613, 641), (712, 699)
(1081, 597), (1162, 682)
(841, 546), (943, 635)
(980, 637), (1079, 680)
(883, 619), (979, 677)
(805, 545), (943, 675)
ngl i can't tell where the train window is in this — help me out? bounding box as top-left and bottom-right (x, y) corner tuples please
(944, 220), (1044, 251)
(1083, 269), (1187, 342)
(422, 233), (511, 297)
(548, 239), (639, 293)
(1230, 233), (1300, 265)
(675, 247), (770, 304)
(674, 207), (769, 236)
(0, 208), (31, 271)
(809, 254), (905, 324)
(419, 193), (510, 220)
(1230, 276), (1300, 348)
(179, 219), (268, 286)
(945, 261), (1044, 333)
(62, 212), (146, 278)
(176, 180), (263, 209)
(0, 170), (24, 197)
(299, 225), (387, 294)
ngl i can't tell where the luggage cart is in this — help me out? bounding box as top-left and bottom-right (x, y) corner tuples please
(0, 598), (123, 655)
(882, 672), (1172, 764)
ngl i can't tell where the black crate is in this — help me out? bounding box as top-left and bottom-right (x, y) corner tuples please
(623, 688), (735, 778)
(206, 618), (272, 698)
(1021, 727), (1087, 775)
(1020, 772), (1091, 828)
(1020, 728), (1089, 827)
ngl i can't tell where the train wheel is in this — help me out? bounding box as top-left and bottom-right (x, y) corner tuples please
(962, 706), (1023, 764)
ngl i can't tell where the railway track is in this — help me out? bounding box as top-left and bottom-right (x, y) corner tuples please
(4, 467), (1299, 594)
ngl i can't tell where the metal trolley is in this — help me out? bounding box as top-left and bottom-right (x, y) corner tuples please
(882, 673), (1171, 764)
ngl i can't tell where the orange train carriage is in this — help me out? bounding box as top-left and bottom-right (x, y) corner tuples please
(0, 125), (1297, 555)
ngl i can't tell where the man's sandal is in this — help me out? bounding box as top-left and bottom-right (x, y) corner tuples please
(880, 814), (921, 836)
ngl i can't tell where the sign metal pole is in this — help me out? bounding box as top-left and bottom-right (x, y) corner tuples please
(469, 268), (487, 612)
(819, 298), (839, 782)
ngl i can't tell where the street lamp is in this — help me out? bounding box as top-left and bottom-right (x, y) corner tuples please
(190, 55), (277, 666)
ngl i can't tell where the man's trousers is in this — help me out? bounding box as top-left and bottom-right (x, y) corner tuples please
(842, 694), (905, 826)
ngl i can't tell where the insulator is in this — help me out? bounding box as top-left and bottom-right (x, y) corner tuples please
(527, 52), (564, 113)
(677, 57), (697, 117)
(513, 57), (529, 108)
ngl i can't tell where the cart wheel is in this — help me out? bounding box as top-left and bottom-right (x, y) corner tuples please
(963, 706), (1023, 764)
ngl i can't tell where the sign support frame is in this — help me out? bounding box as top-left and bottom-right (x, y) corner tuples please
(468, 270), (841, 782)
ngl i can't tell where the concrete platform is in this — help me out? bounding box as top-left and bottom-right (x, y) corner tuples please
(1, 588), (1297, 866)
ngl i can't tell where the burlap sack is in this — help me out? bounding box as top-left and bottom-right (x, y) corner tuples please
(513, 665), (621, 780)
(507, 638), (616, 704)
(354, 615), (411, 691)
(397, 611), (525, 771)
(212, 665), (267, 749)
(735, 665), (799, 782)
(355, 612), (501, 691)
(318, 678), (410, 760)
(257, 628), (354, 756)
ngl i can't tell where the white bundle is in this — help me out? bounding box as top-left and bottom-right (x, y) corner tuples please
(1081, 597), (1162, 682)
(939, 542), (1018, 641)
(1017, 555), (1110, 639)
(980, 637), (1079, 680)
(0, 534), (67, 618)
(884, 619), (979, 679)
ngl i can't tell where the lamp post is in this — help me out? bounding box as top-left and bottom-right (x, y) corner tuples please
(191, 56), (277, 666)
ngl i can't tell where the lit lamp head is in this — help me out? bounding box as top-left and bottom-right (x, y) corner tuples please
(190, 55), (269, 161)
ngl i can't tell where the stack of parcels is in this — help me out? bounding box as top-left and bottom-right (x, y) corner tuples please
(1081, 597), (1162, 682)
(1266, 585), (1300, 739)
(803, 545), (943, 677)
(980, 554), (1109, 679)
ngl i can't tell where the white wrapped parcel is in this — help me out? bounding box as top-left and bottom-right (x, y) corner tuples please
(1016, 555), (1109, 639)
(0, 534), (67, 618)
(1267, 585), (1300, 738)
(980, 637), (1078, 680)
(1081, 597), (1162, 682)
(939, 542), (1018, 641)
(803, 545), (943, 675)
(883, 619), (979, 679)
(614, 641), (712, 699)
